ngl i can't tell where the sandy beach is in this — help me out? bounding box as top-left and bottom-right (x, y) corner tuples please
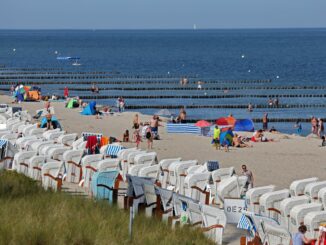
(1, 94), (324, 244)
(1, 95), (323, 188)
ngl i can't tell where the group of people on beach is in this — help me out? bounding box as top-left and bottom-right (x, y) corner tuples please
(122, 114), (162, 150)
(268, 97), (280, 107)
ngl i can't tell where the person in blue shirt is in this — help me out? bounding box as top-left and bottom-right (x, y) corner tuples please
(291, 225), (313, 245)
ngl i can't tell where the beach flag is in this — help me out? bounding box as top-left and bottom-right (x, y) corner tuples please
(237, 214), (253, 231)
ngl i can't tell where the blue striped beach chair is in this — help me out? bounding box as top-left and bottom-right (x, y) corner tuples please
(106, 144), (125, 158)
(91, 170), (124, 204)
(0, 139), (8, 160)
(166, 123), (201, 135)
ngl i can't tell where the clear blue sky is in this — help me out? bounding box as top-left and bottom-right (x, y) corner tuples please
(1, 0), (326, 29)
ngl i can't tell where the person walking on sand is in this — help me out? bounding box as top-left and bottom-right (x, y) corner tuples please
(132, 114), (140, 129)
(133, 129), (142, 149)
(262, 113), (268, 131)
(242, 164), (254, 190)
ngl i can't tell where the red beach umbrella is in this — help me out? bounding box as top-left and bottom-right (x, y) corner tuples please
(195, 120), (212, 127)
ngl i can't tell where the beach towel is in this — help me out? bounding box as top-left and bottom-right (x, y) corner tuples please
(86, 135), (99, 154)
(100, 136), (109, 147)
(220, 130), (233, 146)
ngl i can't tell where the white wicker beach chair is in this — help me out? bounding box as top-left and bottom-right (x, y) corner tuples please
(47, 146), (71, 161)
(138, 165), (159, 178)
(279, 195), (310, 229)
(157, 187), (174, 221)
(245, 185), (275, 214)
(262, 221), (292, 245)
(318, 187), (326, 209)
(289, 177), (318, 196)
(64, 149), (84, 183)
(211, 167), (235, 201)
(259, 189), (290, 222)
(128, 163), (152, 176)
(29, 128), (46, 137)
(28, 155), (47, 180)
(201, 204), (226, 245)
(56, 133), (78, 146)
(184, 172), (211, 204)
(41, 161), (64, 191)
(187, 201), (202, 226)
(158, 158), (182, 188)
(143, 182), (158, 217)
(81, 154), (104, 188)
(289, 203), (323, 233)
(304, 181), (326, 201)
(22, 123), (37, 136)
(13, 150), (37, 174)
(304, 211), (326, 239)
(168, 160), (197, 193)
(1, 133), (20, 145)
(133, 152), (157, 165)
(216, 176), (248, 205)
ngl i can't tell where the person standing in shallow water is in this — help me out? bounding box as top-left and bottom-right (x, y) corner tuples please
(262, 113), (268, 131)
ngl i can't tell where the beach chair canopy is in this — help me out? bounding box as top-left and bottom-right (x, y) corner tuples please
(81, 101), (96, 115)
(234, 119), (255, 132)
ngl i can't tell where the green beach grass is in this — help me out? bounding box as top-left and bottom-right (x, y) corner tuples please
(0, 171), (213, 245)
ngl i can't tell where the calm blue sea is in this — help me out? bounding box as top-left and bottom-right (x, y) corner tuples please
(0, 29), (326, 135)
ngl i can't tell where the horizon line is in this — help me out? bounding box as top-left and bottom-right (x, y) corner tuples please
(0, 27), (326, 31)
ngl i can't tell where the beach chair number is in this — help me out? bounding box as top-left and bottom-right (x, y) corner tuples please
(226, 206), (247, 213)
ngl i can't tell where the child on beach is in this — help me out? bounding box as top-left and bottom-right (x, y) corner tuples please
(145, 127), (153, 149)
(133, 130), (142, 149)
(321, 136), (326, 147)
(123, 130), (129, 142)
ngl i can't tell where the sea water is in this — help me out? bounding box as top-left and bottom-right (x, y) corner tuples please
(0, 29), (326, 135)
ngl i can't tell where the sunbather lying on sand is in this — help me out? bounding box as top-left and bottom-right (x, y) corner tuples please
(251, 129), (274, 142)
(233, 134), (253, 148)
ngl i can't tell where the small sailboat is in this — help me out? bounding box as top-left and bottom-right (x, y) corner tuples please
(72, 59), (81, 66)
(193, 24), (197, 30)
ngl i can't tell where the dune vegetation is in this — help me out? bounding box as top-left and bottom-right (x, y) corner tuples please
(0, 171), (213, 245)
